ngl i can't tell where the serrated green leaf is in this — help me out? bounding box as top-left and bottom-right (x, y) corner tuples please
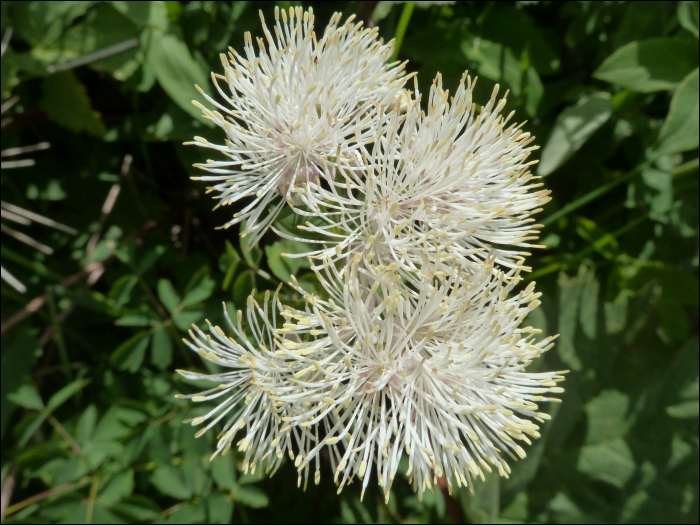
(594, 38), (699, 92)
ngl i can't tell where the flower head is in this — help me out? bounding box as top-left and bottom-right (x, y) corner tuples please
(274, 259), (563, 500)
(189, 7), (409, 247)
(284, 73), (549, 280)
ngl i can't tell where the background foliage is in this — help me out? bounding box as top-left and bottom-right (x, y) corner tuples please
(1, 1), (698, 523)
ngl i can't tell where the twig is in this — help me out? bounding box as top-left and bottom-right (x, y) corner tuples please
(356, 1), (379, 26)
(2, 476), (91, 518)
(44, 413), (81, 454)
(0, 463), (18, 523)
(86, 155), (130, 254)
(1, 196), (198, 335)
(1, 261), (105, 335)
(46, 39), (139, 74)
(437, 476), (465, 524)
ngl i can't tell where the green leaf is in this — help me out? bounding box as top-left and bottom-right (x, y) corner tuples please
(1, 329), (40, 437)
(206, 492), (234, 524)
(461, 471), (500, 523)
(111, 1), (169, 30)
(40, 71), (106, 136)
(265, 239), (311, 283)
(593, 37), (699, 92)
(111, 331), (151, 372)
(221, 241), (241, 292)
(584, 390), (631, 445)
(232, 271), (255, 307)
(75, 405), (98, 445)
(658, 68), (699, 154)
(232, 485), (269, 508)
(150, 464), (192, 499)
(138, 245), (166, 275)
(147, 29), (212, 123)
(10, 1), (92, 47)
(98, 470), (135, 507)
(556, 269), (584, 370)
(46, 378), (91, 413)
(666, 400), (699, 418)
(114, 312), (159, 327)
(579, 269), (599, 340)
(163, 501), (206, 524)
(7, 384), (44, 411)
(172, 309), (205, 331)
(151, 325), (173, 370)
(578, 438), (636, 488)
(111, 496), (161, 521)
(91, 408), (133, 442)
(211, 457), (236, 491)
(678, 1), (700, 38)
(157, 279), (181, 314)
(546, 492), (590, 523)
(538, 93), (612, 176)
(240, 225), (263, 268)
(182, 270), (216, 307)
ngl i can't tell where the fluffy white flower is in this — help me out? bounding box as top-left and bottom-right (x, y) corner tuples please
(176, 291), (314, 482)
(271, 259), (564, 501)
(189, 6), (410, 247)
(284, 73), (549, 280)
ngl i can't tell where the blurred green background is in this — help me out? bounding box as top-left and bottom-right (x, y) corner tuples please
(1, 1), (698, 523)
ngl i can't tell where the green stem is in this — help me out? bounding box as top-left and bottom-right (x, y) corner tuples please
(390, 1), (415, 63)
(527, 214), (649, 280)
(541, 160), (652, 227)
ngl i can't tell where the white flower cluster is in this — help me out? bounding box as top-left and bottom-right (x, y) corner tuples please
(179, 6), (565, 502)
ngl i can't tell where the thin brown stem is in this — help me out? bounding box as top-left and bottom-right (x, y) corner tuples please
(0, 463), (18, 523)
(45, 412), (81, 454)
(438, 476), (465, 524)
(3, 476), (91, 518)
